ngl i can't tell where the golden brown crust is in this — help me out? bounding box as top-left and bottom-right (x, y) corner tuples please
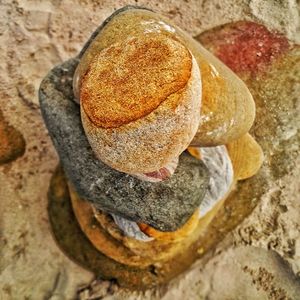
(80, 34), (192, 128)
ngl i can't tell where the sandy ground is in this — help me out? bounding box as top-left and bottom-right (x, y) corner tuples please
(0, 0), (299, 299)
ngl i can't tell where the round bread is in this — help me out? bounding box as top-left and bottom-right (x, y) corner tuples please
(80, 33), (201, 174)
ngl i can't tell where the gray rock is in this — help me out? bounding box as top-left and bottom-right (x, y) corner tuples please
(39, 5), (209, 231)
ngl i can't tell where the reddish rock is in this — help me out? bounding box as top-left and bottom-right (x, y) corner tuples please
(197, 21), (290, 75)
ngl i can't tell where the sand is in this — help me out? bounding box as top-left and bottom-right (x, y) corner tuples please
(0, 0), (299, 299)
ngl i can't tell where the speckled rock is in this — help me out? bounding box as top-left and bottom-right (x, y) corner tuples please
(39, 57), (209, 232)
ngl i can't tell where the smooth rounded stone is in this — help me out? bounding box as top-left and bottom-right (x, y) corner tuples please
(74, 5), (255, 147)
(39, 58), (209, 232)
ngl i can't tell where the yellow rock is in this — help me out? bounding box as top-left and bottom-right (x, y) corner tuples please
(188, 134), (263, 181)
(187, 146), (202, 160)
(226, 133), (264, 180)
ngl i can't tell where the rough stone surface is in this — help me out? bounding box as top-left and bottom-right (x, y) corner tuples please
(1, 0), (300, 299)
(39, 58), (209, 232)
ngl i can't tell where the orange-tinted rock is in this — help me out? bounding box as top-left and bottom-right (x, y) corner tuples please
(0, 110), (25, 165)
(197, 21), (290, 76)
